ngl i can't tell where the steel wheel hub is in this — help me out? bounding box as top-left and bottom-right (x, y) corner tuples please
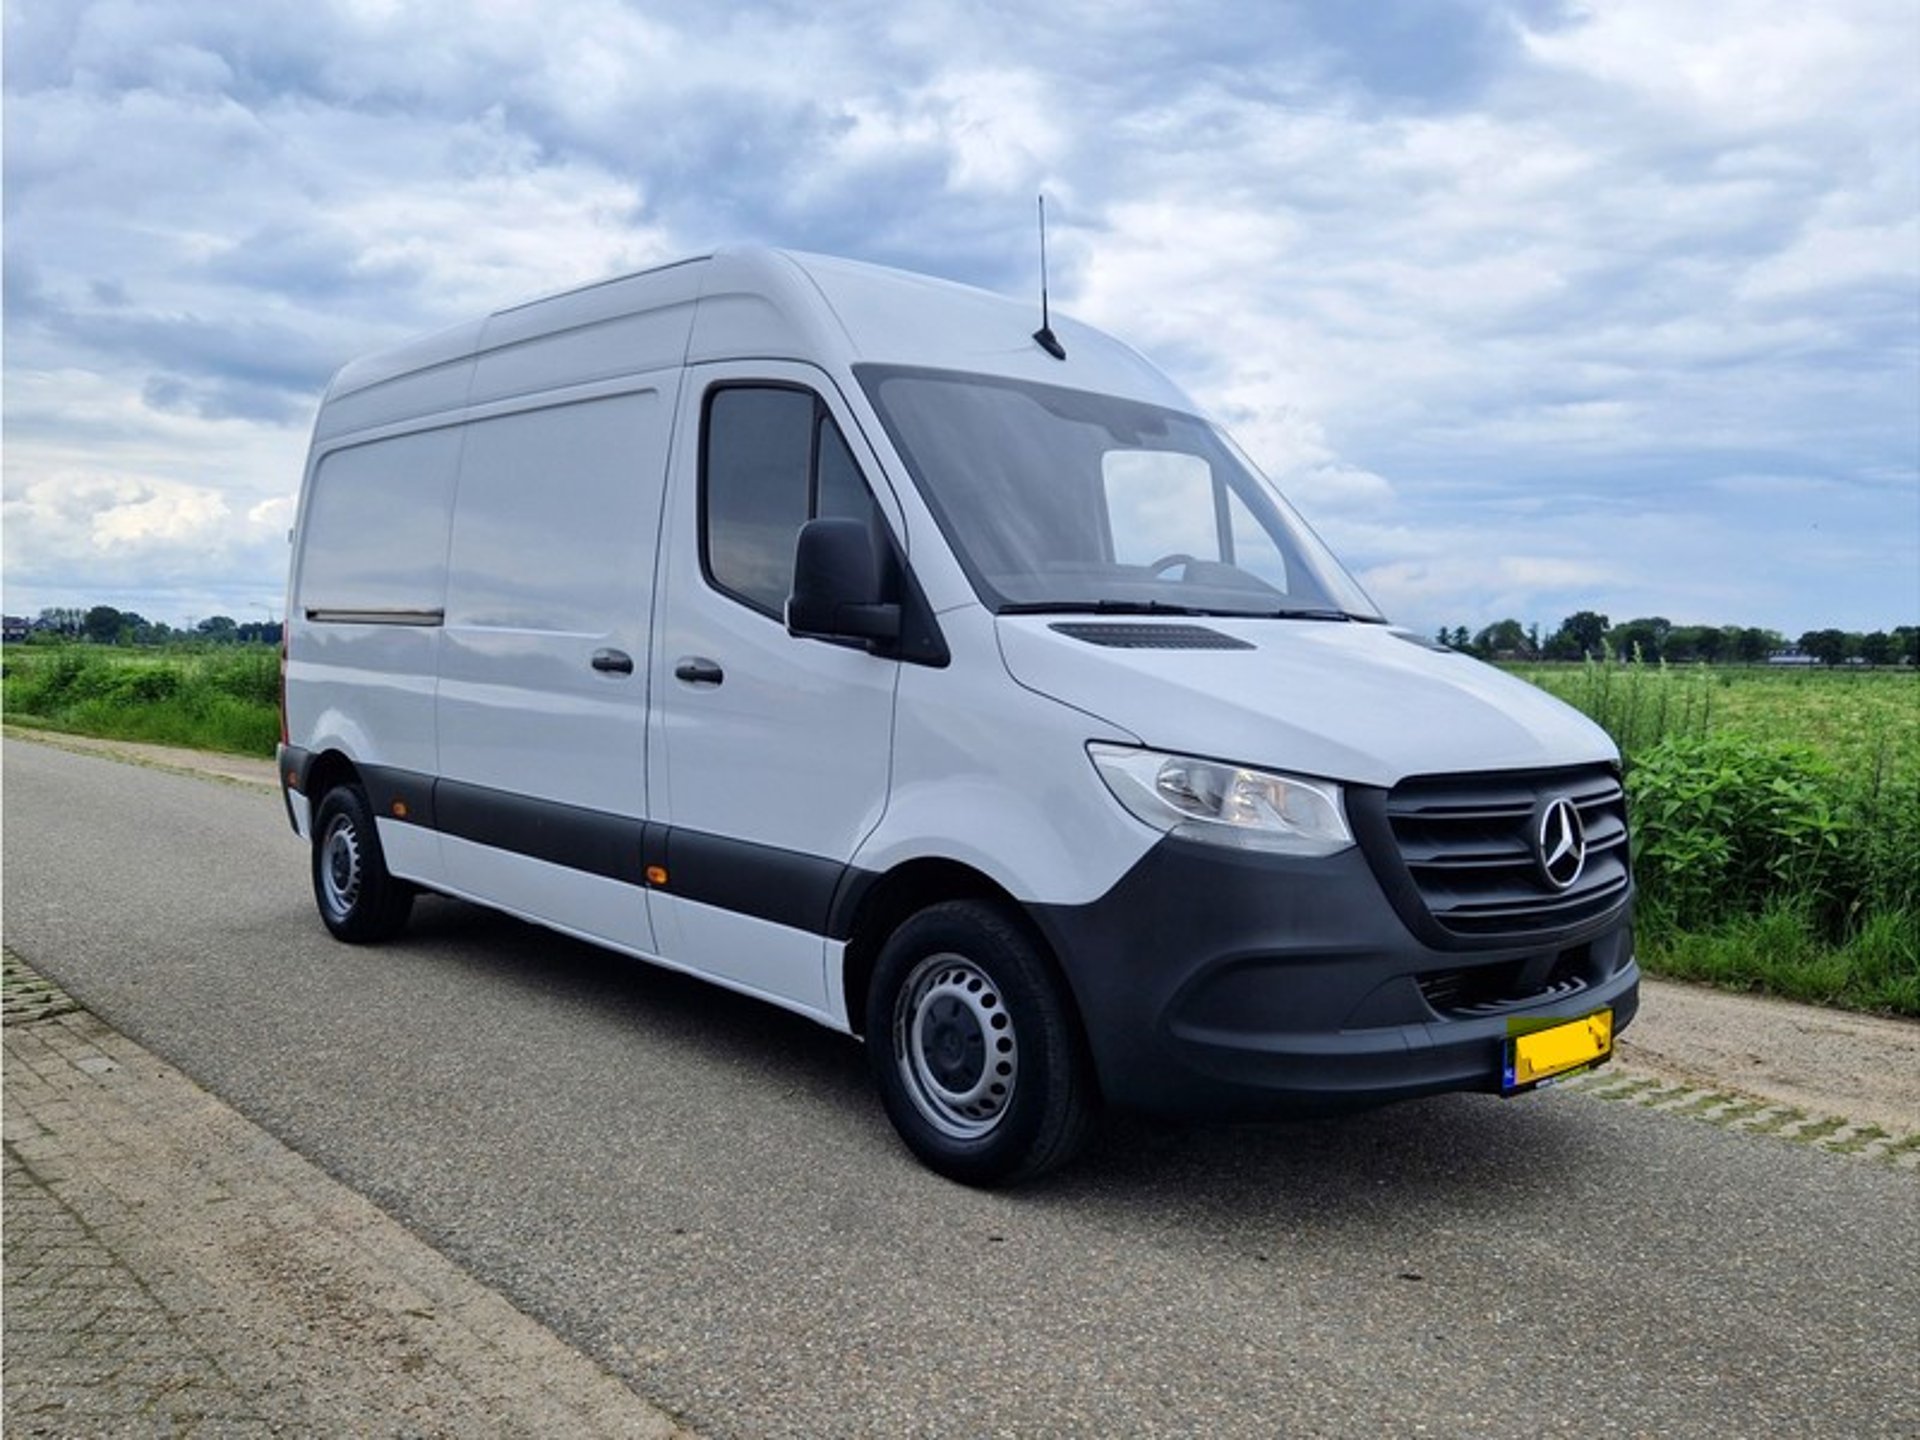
(320, 816), (363, 918)
(895, 955), (1018, 1139)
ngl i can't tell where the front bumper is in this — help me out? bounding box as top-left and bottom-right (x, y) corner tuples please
(1030, 837), (1637, 1120)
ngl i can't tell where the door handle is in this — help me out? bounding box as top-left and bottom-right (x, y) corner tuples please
(674, 656), (725, 686)
(591, 648), (634, 675)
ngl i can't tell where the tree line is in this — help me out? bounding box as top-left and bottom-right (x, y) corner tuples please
(14, 603), (1917, 667)
(20, 606), (283, 647)
(1437, 611), (1920, 666)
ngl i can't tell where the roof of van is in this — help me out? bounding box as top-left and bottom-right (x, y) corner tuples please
(313, 248), (1193, 443)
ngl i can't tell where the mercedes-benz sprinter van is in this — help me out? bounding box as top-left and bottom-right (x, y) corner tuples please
(278, 248), (1636, 1184)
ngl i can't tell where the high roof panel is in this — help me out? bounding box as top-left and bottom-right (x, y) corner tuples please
(314, 246), (1195, 444)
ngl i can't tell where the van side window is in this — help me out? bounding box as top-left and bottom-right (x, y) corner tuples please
(300, 429), (461, 615)
(702, 384), (880, 617)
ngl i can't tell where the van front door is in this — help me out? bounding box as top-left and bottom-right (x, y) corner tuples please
(647, 364), (899, 1021)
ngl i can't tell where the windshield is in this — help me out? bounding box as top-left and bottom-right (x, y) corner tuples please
(856, 365), (1383, 620)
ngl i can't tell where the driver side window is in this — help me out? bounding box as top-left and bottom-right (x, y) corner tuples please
(702, 384), (881, 617)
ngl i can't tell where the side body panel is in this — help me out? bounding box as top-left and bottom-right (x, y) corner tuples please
(849, 604), (1156, 906)
(287, 421), (467, 884)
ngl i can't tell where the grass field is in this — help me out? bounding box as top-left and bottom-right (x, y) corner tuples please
(1511, 662), (1919, 783)
(6, 643), (1916, 1014)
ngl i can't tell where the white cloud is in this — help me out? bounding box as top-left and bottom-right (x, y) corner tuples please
(1521, 0), (1909, 131)
(90, 481), (231, 550)
(248, 494), (296, 531)
(1361, 551), (1619, 620)
(1737, 215), (1920, 302)
(929, 69), (1070, 194)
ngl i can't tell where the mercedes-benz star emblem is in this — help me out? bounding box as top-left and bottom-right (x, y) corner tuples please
(1536, 797), (1588, 891)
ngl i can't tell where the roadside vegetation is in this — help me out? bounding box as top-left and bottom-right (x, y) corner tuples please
(2, 642), (279, 757)
(1513, 662), (1918, 1017)
(5, 635), (1915, 1016)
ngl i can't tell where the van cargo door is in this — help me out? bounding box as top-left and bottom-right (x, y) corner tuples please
(435, 380), (678, 954)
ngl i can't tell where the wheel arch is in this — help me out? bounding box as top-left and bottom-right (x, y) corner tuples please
(840, 858), (1091, 1070)
(303, 748), (363, 807)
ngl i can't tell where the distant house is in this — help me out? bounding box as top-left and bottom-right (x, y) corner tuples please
(1767, 648), (1818, 666)
(1, 615), (30, 644)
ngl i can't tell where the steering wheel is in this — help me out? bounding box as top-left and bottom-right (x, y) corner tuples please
(1149, 553), (1199, 578)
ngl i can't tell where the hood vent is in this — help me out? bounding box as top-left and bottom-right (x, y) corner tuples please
(1050, 623), (1253, 651)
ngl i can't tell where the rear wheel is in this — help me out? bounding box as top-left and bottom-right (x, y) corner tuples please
(311, 784), (413, 943)
(866, 900), (1097, 1185)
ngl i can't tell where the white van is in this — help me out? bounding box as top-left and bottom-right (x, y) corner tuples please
(279, 247), (1636, 1183)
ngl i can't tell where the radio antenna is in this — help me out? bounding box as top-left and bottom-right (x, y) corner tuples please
(1032, 194), (1066, 360)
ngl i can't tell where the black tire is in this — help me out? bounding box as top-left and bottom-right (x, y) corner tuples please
(866, 900), (1097, 1186)
(311, 784), (414, 943)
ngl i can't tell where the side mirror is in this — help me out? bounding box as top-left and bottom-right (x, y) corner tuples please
(787, 518), (901, 644)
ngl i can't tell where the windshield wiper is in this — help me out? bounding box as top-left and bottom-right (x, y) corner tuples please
(1254, 607), (1358, 622)
(996, 600), (1213, 617)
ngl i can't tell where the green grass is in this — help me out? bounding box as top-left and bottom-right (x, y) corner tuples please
(1510, 662), (1919, 781)
(1641, 904), (1917, 1014)
(2, 643), (278, 757)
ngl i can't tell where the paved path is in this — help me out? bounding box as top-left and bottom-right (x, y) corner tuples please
(3, 953), (688, 1438)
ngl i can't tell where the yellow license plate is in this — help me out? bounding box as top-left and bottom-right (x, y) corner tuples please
(1504, 1009), (1613, 1091)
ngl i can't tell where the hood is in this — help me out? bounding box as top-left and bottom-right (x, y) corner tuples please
(995, 617), (1617, 789)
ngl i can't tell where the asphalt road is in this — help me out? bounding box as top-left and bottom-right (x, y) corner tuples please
(5, 738), (1916, 1438)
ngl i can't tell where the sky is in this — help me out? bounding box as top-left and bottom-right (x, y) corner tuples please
(4, 0), (1917, 639)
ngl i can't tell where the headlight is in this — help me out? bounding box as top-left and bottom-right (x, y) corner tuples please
(1089, 743), (1354, 857)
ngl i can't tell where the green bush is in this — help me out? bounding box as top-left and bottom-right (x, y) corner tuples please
(1843, 767), (1920, 922)
(200, 647), (279, 708)
(1626, 732), (1845, 934)
(111, 665), (184, 705)
(12, 646), (109, 710)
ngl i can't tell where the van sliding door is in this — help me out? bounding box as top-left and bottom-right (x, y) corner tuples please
(434, 381), (677, 953)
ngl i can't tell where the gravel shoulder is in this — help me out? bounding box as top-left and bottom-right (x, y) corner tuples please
(3, 725), (278, 789)
(7, 726), (1915, 1136)
(1618, 977), (1919, 1134)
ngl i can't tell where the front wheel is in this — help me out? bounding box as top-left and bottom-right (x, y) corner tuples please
(866, 901), (1097, 1185)
(311, 784), (414, 943)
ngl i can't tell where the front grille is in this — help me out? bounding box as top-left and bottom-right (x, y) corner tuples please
(1383, 765), (1630, 941)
